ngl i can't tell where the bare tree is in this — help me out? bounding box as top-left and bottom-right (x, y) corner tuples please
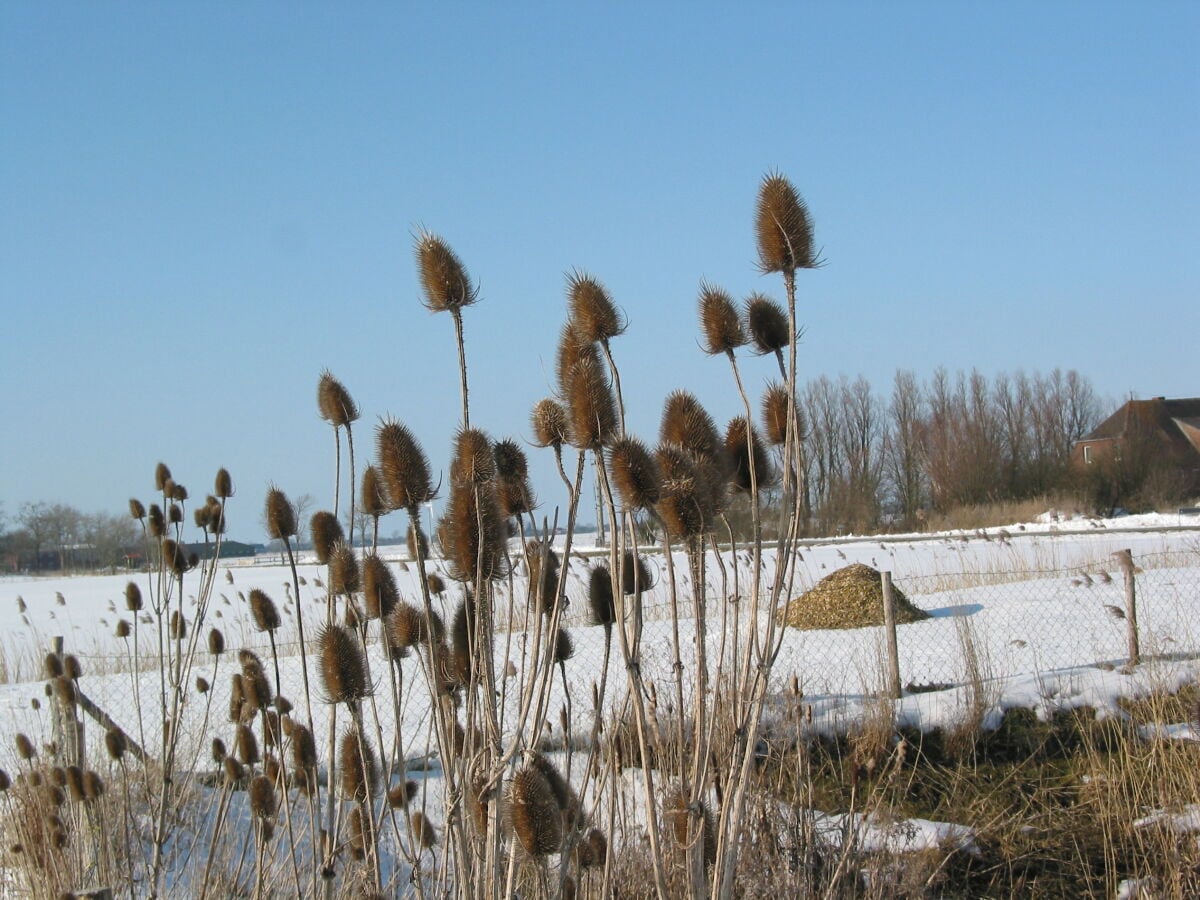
(885, 369), (926, 527)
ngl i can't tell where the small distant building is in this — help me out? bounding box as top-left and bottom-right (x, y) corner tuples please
(1072, 397), (1200, 492)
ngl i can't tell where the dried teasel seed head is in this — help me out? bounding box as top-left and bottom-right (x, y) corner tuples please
(291, 724), (318, 790)
(228, 674), (245, 723)
(360, 465), (389, 518)
(756, 170), (817, 274)
(493, 438), (535, 518)
(264, 487), (297, 540)
(169, 502), (183, 524)
(129, 498), (146, 520)
(376, 417), (435, 513)
(339, 730), (379, 802)
(66, 765), (85, 802)
(211, 738), (227, 763)
(347, 807), (367, 860)
(309, 511), (343, 565)
(725, 417), (775, 493)
(553, 628), (575, 665)
(236, 723), (259, 765)
(362, 554), (398, 619)
(147, 504), (166, 538)
(588, 565), (615, 626)
(660, 390), (723, 465)
(169, 482), (188, 503)
(415, 229), (478, 313)
(44, 653), (64, 680)
(567, 270), (626, 343)
(426, 572), (446, 596)
(406, 523), (429, 562)
(194, 675), (209, 695)
(0, 770), (9, 792)
(761, 382), (803, 446)
(530, 753), (579, 826)
(169, 609), (187, 640)
(317, 369), (360, 427)
(63, 655), (81, 680)
(578, 828), (608, 868)
(155, 462), (172, 492)
(124, 581), (142, 611)
(665, 787), (718, 865)
(509, 764), (561, 856)
(249, 589), (281, 632)
(621, 550), (654, 596)
(698, 282), (746, 355)
(608, 436), (662, 510)
(249, 774), (277, 819)
(53, 676), (77, 707)
(388, 780), (419, 809)
(451, 428), (495, 485)
(410, 811), (437, 850)
(440, 481), (506, 583)
(559, 328), (617, 450)
(240, 651), (273, 710)
(530, 398), (570, 449)
(386, 603), (426, 657)
(318, 624), (370, 705)
(15, 733), (35, 760)
(105, 729), (127, 762)
(327, 541), (360, 596)
(223, 756), (245, 784)
(208, 627), (225, 656)
(214, 467), (234, 499)
(115, 619), (131, 639)
(162, 539), (187, 578)
(82, 770), (104, 801)
(744, 292), (790, 356)
(526, 542), (560, 615)
(194, 505), (212, 530)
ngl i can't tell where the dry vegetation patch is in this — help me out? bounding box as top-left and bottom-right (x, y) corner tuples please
(782, 563), (930, 631)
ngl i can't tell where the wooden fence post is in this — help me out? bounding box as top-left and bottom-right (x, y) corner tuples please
(1114, 549), (1140, 667)
(881, 572), (902, 699)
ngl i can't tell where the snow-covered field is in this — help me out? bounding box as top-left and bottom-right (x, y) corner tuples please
(0, 517), (1196, 893)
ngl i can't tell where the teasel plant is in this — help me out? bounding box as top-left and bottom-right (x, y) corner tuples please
(317, 370), (361, 546)
(567, 270), (628, 435)
(415, 228), (478, 428)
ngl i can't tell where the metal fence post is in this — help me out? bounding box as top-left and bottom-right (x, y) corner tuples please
(1114, 549), (1140, 666)
(881, 572), (902, 699)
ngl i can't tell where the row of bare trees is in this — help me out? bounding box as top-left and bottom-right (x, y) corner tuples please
(0, 500), (139, 572)
(794, 367), (1103, 534)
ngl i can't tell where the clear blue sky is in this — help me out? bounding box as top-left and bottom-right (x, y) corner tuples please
(2, 3), (1197, 541)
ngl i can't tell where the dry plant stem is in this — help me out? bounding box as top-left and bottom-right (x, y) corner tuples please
(346, 423), (357, 547)
(197, 780), (235, 900)
(452, 308), (471, 428)
(600, 338), (626, 436)
(595, 457), (671, 900)
(281, 536), (317, 732)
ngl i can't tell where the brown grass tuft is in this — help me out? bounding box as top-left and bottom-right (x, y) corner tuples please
(309, 511), (344, 565)
(756, 171), (817, 274)
(361, 554), (398, 619)
(264, 487), (297, 540)
(317, 369), (359, 427)
(318, 624), (370, 705)
(568, 270), (626, 343)
(698, 282), (746, 355)
(415, 229), (478, 313)
(376, 417), (435, 513)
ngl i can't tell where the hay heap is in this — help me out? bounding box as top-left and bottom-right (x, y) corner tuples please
(781, 563), (929, 631)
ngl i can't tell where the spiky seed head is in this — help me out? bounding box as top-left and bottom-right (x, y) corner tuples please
(211, 737), (226, 762)
(317, 369), (359, 427)
(725, 417), (776, 493)
(406, 523), (429, 562)
(263, 752), (281, 785)
(223, 756), (244, 785)
(105, 729), (127, 762)
(578, 828), (608, 868)
(249, 774), (277, 819)
(568, 270), (625, 343)
(375, 417), (434, 512)
(621, 550), (654, 596)
(530, 398), (570, 449)
(525, 541), (560, 614)
(53, 676), (76, 708)
(415, 229), (478, 313)
(66, 765), (85, 802)
(262, 712), (281, 749)
(451, 428), (495, 485)
(588, 565), (615, 626)
(240, 651), (273, 710)
(228, 674), (245, 723)
(756, 171), (817, 274)
(318, 624), (370, 705)
(327, 541), (360, 596)
(509, 765), (562, 856)
(169, 502), (183, 524)
(236, 723), (259, 765)
(744, 292), (790, 355)
(122, 582), (142, 613)
(44, 653), (63, 680)
(427, 572), (446, 596)
(698, 282), (746, 355)
(196, 676), (210, 694)
(274, 695), (292, 715)
(168, 609), (187, 640)
(560, 334), (618, 450)
(194, 505), (212, 530)
(115, 619), (131, 639)
(660, 391), (723, 465)
(493, 438), (535, 518)
(62, 655), (81, 680)
(0, 770), (10, 792)
(339, 730), (379, 802)
(440, 481), (506, 583)
(664, 787), (717, 865)
(264, 487), (297, 540)
(411, 811), (437, 849)
(387, 603), (425, 657)
(360, 465), (389, 519)
(761, 382), (803, 446)
(553, 627), (575, 665)
(309, 511), (343, 564)
(608, 436), (662, 510)
(147, 504), (166, 538)
(347, 807), (366, 860)
(388, 780), (419, 809)
(82, 771), (104, 802)
(292, 724), (318, 793)
(155, 462), (172, 492)
(208, 627), (225, 656)
(169, 482), (188, 503)
(129, 498), (146, 520)
(214, 467), (234, 498)
(654, 444), (707, 539)
(362, 554), (398, 619)
(249, 589), (281, 632)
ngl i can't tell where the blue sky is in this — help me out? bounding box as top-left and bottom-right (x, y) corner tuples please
(2, 3), (1197, 540)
